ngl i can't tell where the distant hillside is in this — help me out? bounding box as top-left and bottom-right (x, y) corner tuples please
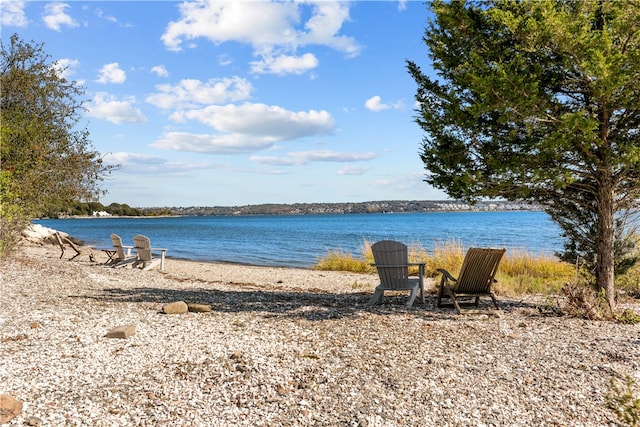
(150, 200), (538, 216)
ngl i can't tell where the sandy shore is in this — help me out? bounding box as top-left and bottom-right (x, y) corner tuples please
(1, 241), (639, 426)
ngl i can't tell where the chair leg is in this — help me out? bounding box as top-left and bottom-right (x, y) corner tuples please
(368, 288), (384, 306)
(474, 296), (480, 307)
(490, 293), (500, 310)
(405, 285), (419, 309)
(451, 294), (462, 314)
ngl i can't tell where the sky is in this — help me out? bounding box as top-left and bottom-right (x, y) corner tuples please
(1, 0), (448, 208)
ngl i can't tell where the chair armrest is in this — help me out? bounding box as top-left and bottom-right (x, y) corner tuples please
(372, 264), (414, 268)
(437, 268), (457, 282)
(152, 248), (167, 271)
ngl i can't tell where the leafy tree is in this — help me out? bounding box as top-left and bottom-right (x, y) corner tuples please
(1, 34), (115, 253)
(407, 0), (640, 312)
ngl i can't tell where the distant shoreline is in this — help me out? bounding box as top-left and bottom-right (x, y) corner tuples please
(48, 199), (541, 219)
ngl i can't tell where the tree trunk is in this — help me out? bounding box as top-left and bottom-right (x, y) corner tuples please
(596, 180), (616, 314)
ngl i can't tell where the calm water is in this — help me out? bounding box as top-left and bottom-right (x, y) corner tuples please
(35, 211), (563, 267)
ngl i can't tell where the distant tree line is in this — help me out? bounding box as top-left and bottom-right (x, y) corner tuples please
(41, 201), (144, 218)
(166, 200), (533, 216)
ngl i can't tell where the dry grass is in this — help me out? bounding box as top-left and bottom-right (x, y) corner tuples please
(314, 239), (576, 296)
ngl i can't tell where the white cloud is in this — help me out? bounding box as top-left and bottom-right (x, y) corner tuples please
(1, 1), (28, 27)
(96, 62), (126, 84)
(365, 95), (403, 112)
(161, 1), (360, 75)
(86, 92), (147, 124)
(150, 65), (169, 78)
(52, 58), (78, 80)
(43, 2), (78, 31)
(251, 52), (318, 75)
(338, 165), (372, 175)
(172, 103), (335, 141)
(153, 104), (335, 154)
(298, 2), (360, 58)
(251, 150), (376, 166)
(152, 132), (277, 154)
(103, 152), (213, 175)
(95, 8), (117, 23)
(218, 54), (232, 66)
(146, 77), (252, 109)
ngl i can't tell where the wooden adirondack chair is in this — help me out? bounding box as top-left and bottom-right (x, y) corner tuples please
(437, 247), (506, 313)
(54, 232), (95, 262)
(133, 234), (167, 271)
(108, 234), (137, 267)
(368, 240), (425, 308)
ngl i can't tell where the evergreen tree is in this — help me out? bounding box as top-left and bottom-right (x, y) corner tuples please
(407, 0), (640, 311)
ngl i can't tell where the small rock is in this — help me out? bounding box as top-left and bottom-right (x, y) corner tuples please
(26, 416), (44, 426)
(0, 394), (22, 423)
(187, 303), (212, 313)
(106, 324), (136, 339)
(162, 301), (188, 314)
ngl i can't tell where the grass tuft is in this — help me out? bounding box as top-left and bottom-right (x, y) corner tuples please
(314, 239), (577, 296)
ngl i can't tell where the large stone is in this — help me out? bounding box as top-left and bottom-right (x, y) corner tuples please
(187, 303), (212, 313)
(0, 394), (22, 424)
(162, 301), (188, 314)
(105, 324), (136, 339)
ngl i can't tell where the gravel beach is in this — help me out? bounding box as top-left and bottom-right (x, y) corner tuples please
(1, 241), (639, 426)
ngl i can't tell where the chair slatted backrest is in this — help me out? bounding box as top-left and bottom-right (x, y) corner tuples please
(111, 233), (128, 260)
(372, 240), (410, 290)
(455, 248), (506, 294)
(133, 234), (153, 262)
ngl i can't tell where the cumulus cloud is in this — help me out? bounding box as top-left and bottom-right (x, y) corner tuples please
(96, 63), (126, 84)
(43, 3), (78, 31)
(146, 77), (252, 109)
(171, 103), (334, 141)
(251, 52), (319, 75)
(150, 65), (169, 78)
(153, 104), (335, 154)
(152, 132), (277, 154)
(251, 150), (376, 166)
(86, 92), (147, 124)
(1, 1), (28, 27)
(161, 1), (360, 75)
(365, 95), (403, 112)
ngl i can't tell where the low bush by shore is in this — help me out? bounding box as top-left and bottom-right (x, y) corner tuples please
(314, 239), (640, 300)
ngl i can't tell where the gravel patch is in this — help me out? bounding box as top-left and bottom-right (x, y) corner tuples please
(1, 243), (639, 426)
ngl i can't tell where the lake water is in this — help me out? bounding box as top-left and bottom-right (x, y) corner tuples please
(35, 211), (564, 268)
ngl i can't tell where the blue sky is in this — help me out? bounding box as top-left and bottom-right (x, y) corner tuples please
(1, 1), (448, 207)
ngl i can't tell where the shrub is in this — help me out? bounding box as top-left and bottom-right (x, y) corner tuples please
(608, 376), (640, 426)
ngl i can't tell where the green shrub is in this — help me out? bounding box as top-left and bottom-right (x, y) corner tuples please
(608, 376), (640, 426)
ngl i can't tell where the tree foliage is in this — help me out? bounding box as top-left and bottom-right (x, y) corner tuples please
(1, 34), (115, 254)
(407, 0), (640, 311)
